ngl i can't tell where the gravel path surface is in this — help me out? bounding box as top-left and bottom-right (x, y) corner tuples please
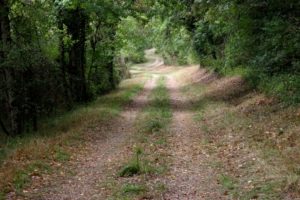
(161, 75), (225, 200)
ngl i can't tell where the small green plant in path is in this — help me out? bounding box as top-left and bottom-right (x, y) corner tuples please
(108, 183), (148, 200)
(219, 174), (237, 191)
(118, 163), (140, 178)
(121, 184), (147, 195)
(119, 147), (142, 177)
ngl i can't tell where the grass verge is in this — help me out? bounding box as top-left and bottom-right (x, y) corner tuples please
(0, 78), (145, 197)
(201, 57), (300, 105)
(181, 73), (300, 199)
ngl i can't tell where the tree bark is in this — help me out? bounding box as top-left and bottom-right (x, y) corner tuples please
(0, 0), (20, 135)
(88, 36), (97, 81)
(107, 28), (117, 90)
(0, 116), (9, 135)
(66, 7), (88, 102)
(108, 58), (116, 90)
(57, 9), (72, 107)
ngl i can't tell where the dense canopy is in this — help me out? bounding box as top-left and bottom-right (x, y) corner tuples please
(1, 0), (299, 136)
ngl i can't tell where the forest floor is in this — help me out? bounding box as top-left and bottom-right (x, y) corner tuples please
(3, 50), (300, 200)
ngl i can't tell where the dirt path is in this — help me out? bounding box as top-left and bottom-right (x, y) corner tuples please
(10, 51), (297, 199)
(22, 51), (226, 199)
(161, 75), (225, 200)
(23, 52), (161, 200)
(40, 79), (156, 200)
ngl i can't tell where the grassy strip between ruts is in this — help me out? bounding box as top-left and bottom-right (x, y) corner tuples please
(0, 78), (146, 199)
(107, 76), (172, 200)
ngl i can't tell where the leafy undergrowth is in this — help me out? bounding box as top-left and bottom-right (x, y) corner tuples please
(181, 67), (300, 199)
(106, 77), (172, 200)
(0, 77), (146, 198)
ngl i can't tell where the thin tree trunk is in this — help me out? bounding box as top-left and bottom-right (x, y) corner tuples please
(88, 22), (101, 81)
(66, 7), (88, 102)
(3, 69), (19, 135)
(58, 10), (72, 107)
(0, 0), (19, 135)
(0, 117), (9, 135)
(108, 59), (115, 89)
(79, 9), (88, 101)
(31, 106), (38, 132)
(108, 29), (117, 90)
(88, 39), (97, 81)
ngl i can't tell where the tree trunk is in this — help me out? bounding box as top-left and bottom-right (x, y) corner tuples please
(57, 10), (72, 107)
(0, 116), (9, 135)
(0, 0), (20, 135)
(66, 7), (88, 102)
(108, 29), (117, 90)
(108, 58), (115, 90)
(88, 38), (97, 81)
(31, 106), (38, 132)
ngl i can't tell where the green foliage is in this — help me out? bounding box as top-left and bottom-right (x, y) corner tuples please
(219, 174), (236, 191)
(142, 77), (172, 134)
(119, 147), (142, 177)
(219, 174), (280, 199)
(144, 119), (163, 134)
(13, 160), (51, 193)
(121, 184), (147, 195)
(13, 170), (31, 192)
(54, 147), (71, 162)
(185, 0), (300, 103)
(118, 148), (162, 178)
(118, 163), (140, 177)
(0, 0), (298, 138)
(0, 0), (141, 136)
(146, 17), (197, 65)
(116, 16), (149, 64)
(247, 73), (300, 104)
